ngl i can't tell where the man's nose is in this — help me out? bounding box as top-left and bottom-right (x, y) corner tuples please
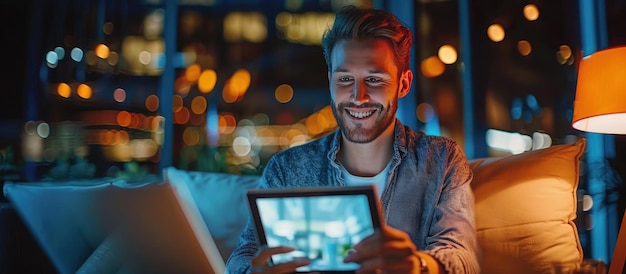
(352, 80), (370, 104)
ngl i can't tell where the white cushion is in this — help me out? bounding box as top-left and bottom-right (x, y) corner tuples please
(164, 167), (259, 262)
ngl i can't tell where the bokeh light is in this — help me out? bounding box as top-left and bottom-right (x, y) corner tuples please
(54, 47), (65, 60)
(517, 40), (532, 56)
(487, 24), (505, 42)
(232, 136), (252, 156)
(219, 113), (237, 134)
(275, 84), (294, 103)
(416, 103), (435, 123)
(183, 127), (200, 145)
(70, 47), (84, 62)
(77, 84), (92, 99)
(57, 83), (71, 98)
(107, 52), (119, 65)
(145, 94), (159, 112)
(117, 111), (132, 127)
(113, 88), (126, 103)
(185, 64), (201, 82)
(523, 4), (540, 21)
(174, 107), (190, 124)
(139, 51), (152, 65)
(173, 95), (184, 112)
(223, 68), (251, 103)
(191, 96), (207, 114)
(103, 21), (114, 35)
(557, 45), (573, 64)
(437, 45), (457, 64)
(46, 51), (58, 68)
(420, 56), (445, 78)
(36, 122), (50, 138)
(198, 69), (217, 93)
(95, 43), (110, 59)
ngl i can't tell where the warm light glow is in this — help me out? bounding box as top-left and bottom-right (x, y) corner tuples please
(573, 46), (626, 134)
(222, 84), (238, 103)
(557, 45), (573, 64)
(275, 12), (334, 45)
(224, 12), (268, 43)
(57, 83), (71, 98)
(437, 45), (457, 64)
(173, 95), (183, 112)
(191, 96), (207, 114)
(174, 107), (190, 124)
(107, 51), (119, 66)
(487, 24), (505, 42)
(103, 22), (114, 35)
(175, 76), (191, 96)
(95, 44), (110, 59)
(416, 103), (435, 123)
(559, 45), (572, 60)
(198, 69), (217, 93)
(145, 94), (159, 112)
(305, 114), (322, 136)
(139, 51), (152, 65)
(275, 84), (294, 103)
(77, 84), (92, 99)
(185, 64), (201, 82)
(517, 40), (532, 56)
(523, 4), (540, 21)
(420, 56), (445, 78)
(223, 69), (251, 103)
(86, 51), (98, 65)
(117, 111), (132, 127)
(183, 127), (200, 145)
(219, 113), (237, 134)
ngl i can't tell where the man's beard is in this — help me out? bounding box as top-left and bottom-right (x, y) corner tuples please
(331, 99), (397, 143)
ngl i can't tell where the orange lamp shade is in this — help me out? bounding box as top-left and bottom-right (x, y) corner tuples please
(572, 46), (626, 134)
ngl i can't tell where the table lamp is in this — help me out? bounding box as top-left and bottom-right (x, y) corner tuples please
(572, 46), (626, 134)
(572, 46), (626, 274)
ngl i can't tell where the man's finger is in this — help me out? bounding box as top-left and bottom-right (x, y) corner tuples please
(250, 246), (295, 266)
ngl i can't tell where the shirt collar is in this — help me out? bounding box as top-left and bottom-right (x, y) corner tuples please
(327, 119), (409, 164)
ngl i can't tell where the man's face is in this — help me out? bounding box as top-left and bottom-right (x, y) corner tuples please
(328, 39), (410, 143)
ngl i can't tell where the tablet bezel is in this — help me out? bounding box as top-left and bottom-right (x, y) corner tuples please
(246, 185), (382, 273)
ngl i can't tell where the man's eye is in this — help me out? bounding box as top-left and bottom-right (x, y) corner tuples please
(338, 77), (352, 82)
(366, 77), (381, 83)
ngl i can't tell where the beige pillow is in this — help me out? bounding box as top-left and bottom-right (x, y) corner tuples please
(469, 138), (586, 274)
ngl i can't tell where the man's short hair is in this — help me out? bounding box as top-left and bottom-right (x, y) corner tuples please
(321, 5), (413, 74)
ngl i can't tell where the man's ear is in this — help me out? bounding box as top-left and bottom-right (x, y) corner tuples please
(398, 70), (413, 98)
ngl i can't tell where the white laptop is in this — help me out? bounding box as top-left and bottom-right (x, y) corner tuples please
(3, 172), (225, 274)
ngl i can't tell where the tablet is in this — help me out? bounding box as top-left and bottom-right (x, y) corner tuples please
(246, 185), (382, 273)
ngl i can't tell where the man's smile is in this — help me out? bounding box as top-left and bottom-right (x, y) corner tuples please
(347, 109), (376, 119)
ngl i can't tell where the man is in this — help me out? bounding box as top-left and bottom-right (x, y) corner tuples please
(226, 5), (479, 274)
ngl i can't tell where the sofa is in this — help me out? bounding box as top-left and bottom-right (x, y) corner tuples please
(3, 137), (597, 273)
(167, 137), (588, 274)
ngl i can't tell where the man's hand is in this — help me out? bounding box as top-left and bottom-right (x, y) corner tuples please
(342, 225), (425, 273)
(250, 246), (311, 274)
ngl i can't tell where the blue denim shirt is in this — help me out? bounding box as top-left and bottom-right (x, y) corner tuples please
(226, 120), (479, 273)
